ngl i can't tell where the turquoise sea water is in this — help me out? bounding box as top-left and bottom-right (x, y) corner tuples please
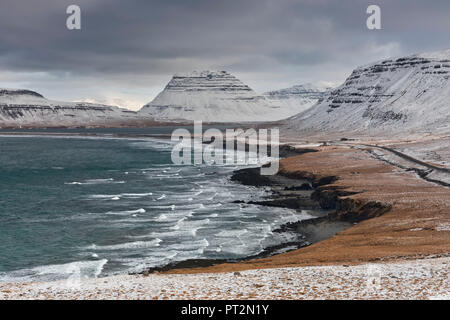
(0, 130), (311, 282)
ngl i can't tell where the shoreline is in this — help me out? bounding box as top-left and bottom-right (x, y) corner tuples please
(141, 158), (353, 274)
(155, 145), (449, 274)
(142, 150), (386, 275)
(0, 133), (329, 283)
(0, 135), (448, 292)
(0, 143), (448, 299)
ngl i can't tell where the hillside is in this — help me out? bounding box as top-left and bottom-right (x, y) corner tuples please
(139, 71), (300, 122)
(283, 49), (450, 137)
(0, 89), (138, 128)
(264, 83), (332, 115)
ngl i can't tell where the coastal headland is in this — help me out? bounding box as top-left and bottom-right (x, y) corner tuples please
(160, 145), (450, 274)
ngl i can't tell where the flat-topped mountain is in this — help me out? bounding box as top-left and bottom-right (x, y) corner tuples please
(139, 70), (299, 122)
(0, 88), (138, 128)
(264, 83), (332, 115)
(283, 49), (450, 136)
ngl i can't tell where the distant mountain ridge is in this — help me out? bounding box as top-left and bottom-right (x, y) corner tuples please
(139, 70), (321, 122)
(283, 49), (450, 136)
(0, 88), (138, 128)
(263, 83), (332, 99)
(139, 70), (274, 122)
(263, 83), (333, 115)
(3, 47), (449, 130)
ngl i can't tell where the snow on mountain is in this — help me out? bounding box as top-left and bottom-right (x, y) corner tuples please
(139, 70), (300, 122)
(263, 83), (333, 115)
(0, 89), (139, 128)
(283, 49), (450, 136)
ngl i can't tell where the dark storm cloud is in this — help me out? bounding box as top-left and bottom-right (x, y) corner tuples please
(0, 0), (449, 108)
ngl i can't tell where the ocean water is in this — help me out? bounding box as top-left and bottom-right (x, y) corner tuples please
(0, 132), (312, 282)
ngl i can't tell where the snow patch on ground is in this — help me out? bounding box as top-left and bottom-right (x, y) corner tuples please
(436, 223), (450, 232)
(1, 257), (448, 300)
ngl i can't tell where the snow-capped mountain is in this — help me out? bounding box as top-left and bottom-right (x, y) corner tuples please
(264, 83), (332, 115)
(139, 70), (299, 122)
(0, 88), (138, 128)
(283, 49), (450, 136)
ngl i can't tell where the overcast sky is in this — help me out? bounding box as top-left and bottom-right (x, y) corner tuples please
(0, 0), (449, 110)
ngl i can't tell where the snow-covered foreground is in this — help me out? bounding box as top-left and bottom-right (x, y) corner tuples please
(1, 257), (448, 300)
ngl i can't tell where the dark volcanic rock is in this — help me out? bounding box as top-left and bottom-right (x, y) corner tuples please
(230, 167), (275, 186)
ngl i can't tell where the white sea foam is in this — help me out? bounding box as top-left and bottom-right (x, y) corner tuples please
(116, 251), (180, 271)
(171, 218), (211, 232)
(120, 192), (153, 197)
(216, 229), (248, 238)
(206, 213), (219, 218)
(155, 173), (180, 177)
(145, 229), (192, 239)
(220, 244), (254, 255)
(207, 193), (219, 200)
(105, 208), (146, 215)
(66, 178), (125, 185)
(190, 228), (200, 236)
(88, 194), (121, 200)
(172, 248), (205, 259)
(193, 190), (204, 196)
(167, 238), (209, 251)
(88, 192), (152, 200)
(0, 259), (108, 283)
(156, 214), (168, 221)
(85, 239), (162, 251)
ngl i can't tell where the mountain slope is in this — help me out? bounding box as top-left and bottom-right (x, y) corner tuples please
(0, 89), (138, 128)
(263, 83), (332, 115)
(283, 49), (450, 136)
(139, 70), (297, 122)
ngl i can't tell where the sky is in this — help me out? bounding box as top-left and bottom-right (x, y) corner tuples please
(0, 0), (449, 110)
